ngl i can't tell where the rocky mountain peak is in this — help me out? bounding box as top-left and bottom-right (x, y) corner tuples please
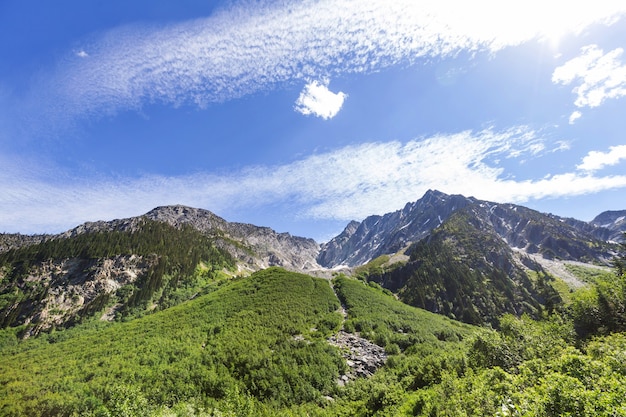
(144, 205), (229, 234)
(318, 190), (622, 268)
(145, 205), (324, 271)
(591, 210), (626, 242)
(318, 190), (475, 267)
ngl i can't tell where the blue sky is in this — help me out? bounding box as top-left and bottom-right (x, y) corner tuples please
(1, 0), (626, 242)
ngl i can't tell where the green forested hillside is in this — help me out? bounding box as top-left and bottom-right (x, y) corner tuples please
(0, 219), (235, 332)
(0, 267), (484, 416)
(0, 268), (343, 415)
(366, 209), (561, 325)
(2, 258), (626, 416)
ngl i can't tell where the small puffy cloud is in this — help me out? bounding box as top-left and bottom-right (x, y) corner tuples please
(577, 145), (626, 172)
(75, 50), (89, 58)
(553, 45), (626, 108)
(294, 80), (347, 119)
(569, 110), (582, 124)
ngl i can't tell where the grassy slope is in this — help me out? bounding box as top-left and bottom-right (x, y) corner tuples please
(312, 276), (482, 417)
(0, 268), (343, 416)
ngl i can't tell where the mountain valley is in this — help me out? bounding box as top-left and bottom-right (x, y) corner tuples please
(1, 190), (625, 416)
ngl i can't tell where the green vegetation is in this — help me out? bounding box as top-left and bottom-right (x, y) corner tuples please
(1, 233), (626, 416)
(570, 244), (626, 338)
(565, 264), (614, 284)
(366, 210), (561, 325)
(0, 268), (344, 415)
(353, 255), (405, 282)
(333, 276), (475, 350)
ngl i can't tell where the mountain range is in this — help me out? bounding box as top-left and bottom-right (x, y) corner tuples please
(2, 190), (626, 416)
(0, 190), (624, 334)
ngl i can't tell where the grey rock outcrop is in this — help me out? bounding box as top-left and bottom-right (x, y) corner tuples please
(328, 331), (387, 383)
(0, 255), (155, 336)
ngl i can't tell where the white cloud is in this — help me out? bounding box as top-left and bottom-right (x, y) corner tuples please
(553, 45), (626, 108)
(3, 126), (626, 235)
(577, 145), (626, 172)
(569, 110), (582, 124)
(15, 1), (626, 131)
(294, 80), (346, 119)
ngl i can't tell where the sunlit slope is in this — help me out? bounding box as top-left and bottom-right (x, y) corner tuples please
(0, 267), (495, 416)
(0, 268), (343, 415)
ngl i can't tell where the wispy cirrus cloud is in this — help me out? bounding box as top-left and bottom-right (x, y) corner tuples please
(553, 45), (626, 112)
(10, 0), (626, 133)
(294, 79), (346, 119)
(2, 126), (625, 235)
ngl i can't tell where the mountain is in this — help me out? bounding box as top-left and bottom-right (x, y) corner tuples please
(0, 207), (322, 336)
(366, 206), (562, 325)
(60, 204), (322, 272)
(591, 210), (626, 242)
(319, 190), (622, 324)
(2, 196), (626, 415)
(318, 190), (474, 267)
(2, 192), (623, 335)
(319, 190), (620, 268)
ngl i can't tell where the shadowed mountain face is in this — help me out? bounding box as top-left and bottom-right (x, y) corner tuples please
(366, 206), (563, 325)
(318, 190), (621, 268)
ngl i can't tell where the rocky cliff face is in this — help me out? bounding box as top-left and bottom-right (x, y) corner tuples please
(0, 255), (156, 336)
(0, 234), (49, 253)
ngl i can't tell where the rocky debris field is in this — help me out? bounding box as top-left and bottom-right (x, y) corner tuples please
(328, 331), (387, 385)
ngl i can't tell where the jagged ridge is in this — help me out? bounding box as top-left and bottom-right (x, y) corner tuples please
(319, 190), (621, 268)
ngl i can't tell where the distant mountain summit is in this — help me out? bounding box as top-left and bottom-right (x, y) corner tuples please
(57, 204), (322, 272)
(591, 210), (626, 242)
(318, 190), (474, 267)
